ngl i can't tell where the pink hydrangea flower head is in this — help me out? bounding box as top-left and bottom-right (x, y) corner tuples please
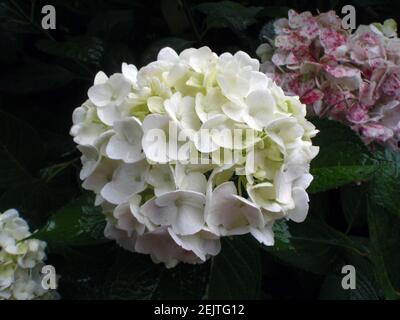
(258, 10), (400, 149)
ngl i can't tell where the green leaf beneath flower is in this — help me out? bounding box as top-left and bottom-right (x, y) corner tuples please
(309, 119), (379, 193)
(367, 199), (400, 300)
(206, 236), (261, 299)
(36, 36), (104, 66)
(104, 250), (209, 299)
(31, 194), (107, 248)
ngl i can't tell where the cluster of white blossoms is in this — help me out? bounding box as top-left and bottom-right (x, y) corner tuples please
(71, 46), (319, 268)
(0, 209), (54, 300)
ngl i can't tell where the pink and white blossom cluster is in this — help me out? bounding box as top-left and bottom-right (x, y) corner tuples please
(258, 10), (400, 148)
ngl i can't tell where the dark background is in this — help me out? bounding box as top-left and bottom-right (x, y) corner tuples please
(0, 0), (399, 300)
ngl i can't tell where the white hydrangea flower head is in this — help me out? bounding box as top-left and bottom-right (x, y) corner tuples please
(71, 46), (318, 268)
(0, 209), (57, 300)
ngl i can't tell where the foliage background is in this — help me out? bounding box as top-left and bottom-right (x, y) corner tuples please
(0, 0), (400, 300)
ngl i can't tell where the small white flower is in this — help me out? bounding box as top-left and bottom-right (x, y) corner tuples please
(122, 62), (138, 85)
(113, 198), (145, 236)
(135, 227), (201, 268)
(0, 209), (56, 300)
(101, 160), (149, 205)
(141, 190), (206, 236)
(70, 101), (106, 146)
(88, 73), (131, 108)
(106, 116), (144, 163)
(164, 92), (201, 132)
(146, 164), (176, 196)
(167, 227), (221, 262)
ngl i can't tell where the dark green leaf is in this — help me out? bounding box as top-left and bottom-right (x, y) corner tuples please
(272, 219), (292, 250)
(32, 194), (107, 248)
(266, 219), (368, 274)
(309, 119), (378, 193)
(105, 250), (209, 299)
(53, 243), (117, 299)
(369, 147), (400, 217)
(259, 20), (275, 41)
(36, 36), (104, 66)
(367, 200), (400, 299)
(207, 236), (261, 299)
(0, 110), (44, 188)
(195, 1), (262, 33)
(319, 251), (380, 300)
(341, 183), (368, 230)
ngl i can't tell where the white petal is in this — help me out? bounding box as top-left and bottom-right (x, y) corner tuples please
(113, 202), (145, 236)
(135, 227), (199, 268)
(88, 84), (112, 107)
(288, 187), (309, 223)
(101, 160), (148, 205)
(78, 145), (100, 180)
(97, 104), (122, 126)
(141, 191), (206, 236)
(142, 114), (169, 163)
(94, 71), (108, 85)
(106, 117), (144, 163)
(147, 164), (176, 196)
(168, 228), (221, 261)
(250, 224), (274, 246)
(157, 47), (179, 63)
(122, 63), (138, 84)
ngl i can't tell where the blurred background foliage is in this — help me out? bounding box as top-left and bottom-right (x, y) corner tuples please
(0, 0), (399, 300)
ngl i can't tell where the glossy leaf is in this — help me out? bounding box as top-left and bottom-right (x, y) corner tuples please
(105, 250), (209, 299)
(369, 147), (400, 217)
(266, 219), (369, 275)
(309, 119), (378, 193)
(367, 200), (400, 300)
(32, 194), (107, 248)
(36, 36), (104, 66)
(207, 236), (261, 299)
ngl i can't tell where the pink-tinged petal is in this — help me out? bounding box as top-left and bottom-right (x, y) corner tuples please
(319, 28), (346, 55)
(346, 104), (369, 124)
(288, 10), (312, 28)
(324, 65), (359, 78)
(359, 81), (378, 107)
(300, 89), (324, 105)
(317, 11), (342, 29)
(272, 51), (289, 66)
(135, 227), (201, 268)
(382, 69), (400, 96)
(360, 123), (394, 143)
(273, 18), (290, 35)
